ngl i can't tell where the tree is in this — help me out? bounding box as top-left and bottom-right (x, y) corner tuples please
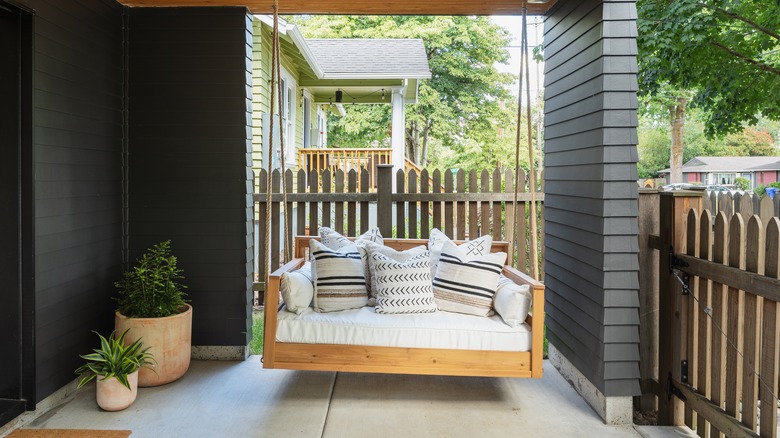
(290, 16), (517, 168)
(637, 0), (780, 138)
(637, 0), (780, 181)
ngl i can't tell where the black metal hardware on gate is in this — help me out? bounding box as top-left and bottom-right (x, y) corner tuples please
(681, 360), (689, 384)
(667, 373), (687, 402)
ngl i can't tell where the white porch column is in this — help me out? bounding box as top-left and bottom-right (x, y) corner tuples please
(390, 86), (406, 181)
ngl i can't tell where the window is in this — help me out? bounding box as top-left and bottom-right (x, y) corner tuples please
(303, 96), (311, 148)
(278, 70), (296, 162)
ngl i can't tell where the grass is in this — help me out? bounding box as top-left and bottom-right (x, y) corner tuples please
(250, 309), (264, 355)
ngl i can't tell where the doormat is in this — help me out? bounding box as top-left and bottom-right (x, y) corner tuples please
(6, 430), (131, 438)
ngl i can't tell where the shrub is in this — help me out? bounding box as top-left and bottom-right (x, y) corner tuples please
(734, 177), (750, 191)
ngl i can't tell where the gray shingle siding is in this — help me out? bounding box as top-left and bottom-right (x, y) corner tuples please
(128, 7), (254, 347)
(544, 0), (640, 397)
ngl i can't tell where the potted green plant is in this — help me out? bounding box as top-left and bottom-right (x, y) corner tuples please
(114, 240), (192, 387)
(75, 329), (154, 411)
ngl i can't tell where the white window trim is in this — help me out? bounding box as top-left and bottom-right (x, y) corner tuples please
(280, 67), (296, 161)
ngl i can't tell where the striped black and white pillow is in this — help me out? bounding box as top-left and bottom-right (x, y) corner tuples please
(427, 228), (492, 278)
(310, 239), (369, 312)
(433, 240), (507, 317)
(372, 251), (437, 314)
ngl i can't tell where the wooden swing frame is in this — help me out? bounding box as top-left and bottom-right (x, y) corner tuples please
(263, 237), (545, 378)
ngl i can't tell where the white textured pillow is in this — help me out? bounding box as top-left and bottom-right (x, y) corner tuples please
(433, 240), (507, 316)
(280, 262), (313, 314)
(361, 241), (428, 304)
(427, 228), (492, 278)
(319, 227), (383, 250)
(310, 239), (368, 312)
(372, 251), (437, 314)
(494, 275), (532, 327)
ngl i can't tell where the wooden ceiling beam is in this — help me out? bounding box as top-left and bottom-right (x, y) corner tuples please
(116, 0), (556, 15)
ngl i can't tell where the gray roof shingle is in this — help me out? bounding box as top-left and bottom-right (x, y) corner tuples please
(660, 156), (780, 173)
(306, 39), (431, 79)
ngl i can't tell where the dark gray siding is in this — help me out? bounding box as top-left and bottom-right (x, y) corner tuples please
(15, 0), (125, 402)
(128, 8), (254, 346)
(543, 0), (640, 396)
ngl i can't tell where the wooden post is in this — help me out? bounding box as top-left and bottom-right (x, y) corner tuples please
(658, 190), (703, 426)
(638, 189), (659, 412)
(376, 164), (393, 237)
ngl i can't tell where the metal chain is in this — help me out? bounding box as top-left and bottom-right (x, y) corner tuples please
(672, 269), (780, 408)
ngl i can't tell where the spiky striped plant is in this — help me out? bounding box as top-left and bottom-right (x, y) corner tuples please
(75, 329), (155, 390)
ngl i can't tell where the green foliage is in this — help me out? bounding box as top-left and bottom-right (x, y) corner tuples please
(637, 0), (780, 138)
(755, 181), (780, 197)
(250, 311), (264, 355)
(75, 329), (154, 391)
(289, 16), (522, 169)
(734, 177), (751, 190)
(115, 240), (188, 318)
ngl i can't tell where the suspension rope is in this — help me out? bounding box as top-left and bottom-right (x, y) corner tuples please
(512, 6), (540, 280)
(273, 7), (291, 263)
(672, 269), (780, 408)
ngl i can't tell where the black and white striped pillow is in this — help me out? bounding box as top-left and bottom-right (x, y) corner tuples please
(432, 240), (507, 316)
(310, 239), (369, 312)
(372, 251), (437, 314)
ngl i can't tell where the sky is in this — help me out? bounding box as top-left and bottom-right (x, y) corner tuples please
(490, 15), (545, 102)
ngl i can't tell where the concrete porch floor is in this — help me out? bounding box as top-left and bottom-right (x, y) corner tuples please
(3, 357), (693, 438)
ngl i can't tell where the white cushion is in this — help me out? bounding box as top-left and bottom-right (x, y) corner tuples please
(372, 251), (437, 314)
(427, 228), (492, 278)
(493, 275), (532, 327)
(310, 239), (368, 312)
(280, 262), (313, 315)
(433, 240), (507, 316)
(361, 241), (428, 304)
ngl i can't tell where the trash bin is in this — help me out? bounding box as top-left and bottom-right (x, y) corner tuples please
(766, 187), (777, 199)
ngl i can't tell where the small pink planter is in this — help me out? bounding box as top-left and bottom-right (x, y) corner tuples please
(96, 370), (138, 411)
(116, 304), (192, 387)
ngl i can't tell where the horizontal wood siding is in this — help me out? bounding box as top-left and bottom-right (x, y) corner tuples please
(543, 0), (640, 397)
(12, 0), (125, 402)
(251, 18), (271, 173)
(128, 7), (254, 346)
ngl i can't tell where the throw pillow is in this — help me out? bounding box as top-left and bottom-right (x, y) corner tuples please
(310, 239), (368, 312)
(427, 228), (493, 278)
(319, 226), (383, 250)
(493, 274), (533, 327)
(361, 241), (428, 304)
(280, 262), (313, 314)
(372, 251), (437, 314)
(432, 240), (507, 316)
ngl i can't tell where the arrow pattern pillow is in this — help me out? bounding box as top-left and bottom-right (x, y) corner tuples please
(433, 240), (507, 317)
(310, 239), (368, 312)
(427, 228), (492, 278)
(361, 241), (428, 304)
(372, 251), (437, 314)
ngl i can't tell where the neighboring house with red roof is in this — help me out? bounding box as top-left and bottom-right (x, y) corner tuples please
(658, 156), (780, 188)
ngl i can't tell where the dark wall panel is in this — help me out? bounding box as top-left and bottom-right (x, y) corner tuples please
(128, 7), (254, 347)
(544, 0), (640, 397)
(10, 0), (125, 402)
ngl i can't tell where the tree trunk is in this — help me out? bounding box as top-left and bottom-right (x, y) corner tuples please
(420, 120), (431, 167)
(406, 121), (418, 165)
(669, 97), (687, 183)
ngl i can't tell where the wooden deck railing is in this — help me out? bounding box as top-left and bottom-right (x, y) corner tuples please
(298, 148), (391, 190)
(254, 164), (544, 301)
(650, 190), (780, 437)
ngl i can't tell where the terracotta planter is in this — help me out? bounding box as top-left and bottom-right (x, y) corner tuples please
(96, 370), (138, 411)
(115, 304), (192, 387)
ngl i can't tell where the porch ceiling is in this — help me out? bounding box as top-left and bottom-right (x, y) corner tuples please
(115, 0), (557, 15)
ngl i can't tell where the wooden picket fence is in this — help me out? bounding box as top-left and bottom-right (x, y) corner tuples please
(254, 164), (544, 298)
(703, 191), (780, 230)
(652, 191), (780, 437)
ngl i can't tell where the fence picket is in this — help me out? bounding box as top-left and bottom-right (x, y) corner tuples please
(492, 169), (502, 241)
(710, 211), (728, 438)
(469, 170), (478, 239)
(271, 170), (281, 271)
(360, 169), (370, 234)
(517, 169), (528, 273)
(347, 170), (357, 236)
(739, 194), (753, 218)
(760, 218), (780, 438)
(433, 169), (442, 231)
(409, 170), (418, 239)
(334, 170), (345, 234)
(322, 169), (331, 229)
(685, 209), (699, 431)
(308, 170), (318, 237)
(724, 215), (745, 421)
(296, 170), (306, 236)
(742, 216), (763, 431)
(420, 169), (430, 239)
(257, 169), (268, 293)
(444, 170), (454, 239)
(457, 170), (466, 240)
(396, 169), (406, 238)
(505, 169), (516, 265)
(696, 210), (713, 437)
(481, 170), (490, 237)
